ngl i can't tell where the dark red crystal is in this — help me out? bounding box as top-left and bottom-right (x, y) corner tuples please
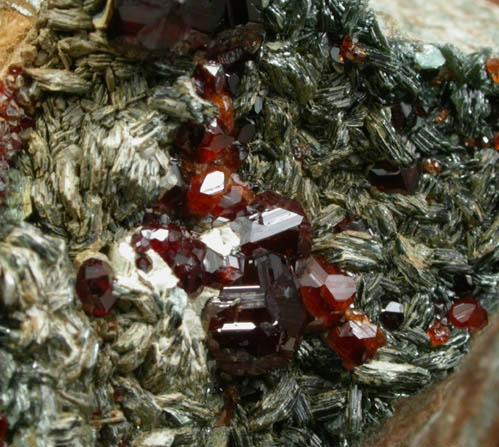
(368, 163), (420, 195)
(326, 311), (386, 370)
(187, 167), (253, 218)
(295, 255), (356, 328)
(448, 298), (488, 333)
(204, 22), (264, 67)
(0, 412), (7, 447)
(232, 191), (312, 259)
(76, 259), (116, 317)
(109, 0), (262, 57)
(427, 319), (450, 347)
(339, 35), (367, 64)
(131, 225), (207, 294)
(379, 301), (405, 331)
(187, 166), (231, 216)
(204, 255), (306, 375)
(486, 57), (499, 83)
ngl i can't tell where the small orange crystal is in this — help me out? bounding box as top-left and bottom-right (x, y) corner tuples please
(485, 57), (499, 83)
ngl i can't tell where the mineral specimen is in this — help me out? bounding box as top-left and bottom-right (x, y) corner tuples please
(2, 0), (497, 446)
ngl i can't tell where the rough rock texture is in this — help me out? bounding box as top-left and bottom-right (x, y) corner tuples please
(364, 314), (499, 447)
(371, 0), (499, 53)
(0, 9), (33, 76)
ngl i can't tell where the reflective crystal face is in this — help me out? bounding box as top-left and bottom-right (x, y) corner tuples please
(232, 191), (312, 259)
(296, 256), (356, 328)
(204, 255), (306, 375)
(132, 225), (210, 294)
(327, 316), (386, 370)
(379, 301), (405, 331)
(187, 167), (253, 217)
(448, 298), (488, 333)
(427, 319), (450, 347)
(76, 259), (115, 317)
(368, 164), (420, 195)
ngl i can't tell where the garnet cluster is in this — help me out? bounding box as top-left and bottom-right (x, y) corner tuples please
(0, 67), (33, 205)
(71, 0), (490, 378)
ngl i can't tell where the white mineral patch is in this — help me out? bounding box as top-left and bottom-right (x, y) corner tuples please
(109, 234), (179, 295)
(199, 224), (241, 256)
(131, 429), (175, 447)
(371, 0), (499, 53)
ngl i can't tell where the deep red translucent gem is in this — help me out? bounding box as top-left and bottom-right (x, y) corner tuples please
(0, 412), (7, 447)
(368, 163), (420, 195)
(193, 62), (226, 99)
(494, 132), (499, 152)
(326, 312), (386, 370)
(187, 167), (253, 218)
(295, 255), (356, 328)
(187, 166), (230, 216)
(448, 298), (488, 333)
(427, 319), (450, 347)
(76, 259), (116, 317)
(204, 255), (306, 375)
(379, 301), (405, 331)
(232, 191), (312, 259)
(339, 35), (367, 64)
(131, 225), (207, 294)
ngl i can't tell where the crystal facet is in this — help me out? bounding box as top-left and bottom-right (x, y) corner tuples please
(204, 255), (305, 375)
(296, 255), (356, 328)
(232, 191), (312, 259)
(379, 301), (405, 331)
(132, 225), (207, 294)
(368, 164), (420, 195)
(326, 312), (386, 370)
(448, 298), (488, 333)
(76, 259), (116, 317)
(427, 319), (450, 347)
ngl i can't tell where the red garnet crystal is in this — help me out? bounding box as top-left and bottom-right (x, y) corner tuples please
(0, 412), (6, 447)
(295, 255), (356, 328)
(368, 163), (420, 195)
(326, 311), (386, 370)
(76, 259), (116, 317)
(448, 298), (488, 333)
(422, 158), (441, 174)
(485, 57), (499, 83)
(232, 191), (312, 259)
(204, 255), (306, 375)
(186, 166), (253, 217)
(379, 301), (405, 331)
(132, 225), (211, 294)
(427, 319), (450, 347)
(109, 0), (262, 56)
(339, 35), (367, 64)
